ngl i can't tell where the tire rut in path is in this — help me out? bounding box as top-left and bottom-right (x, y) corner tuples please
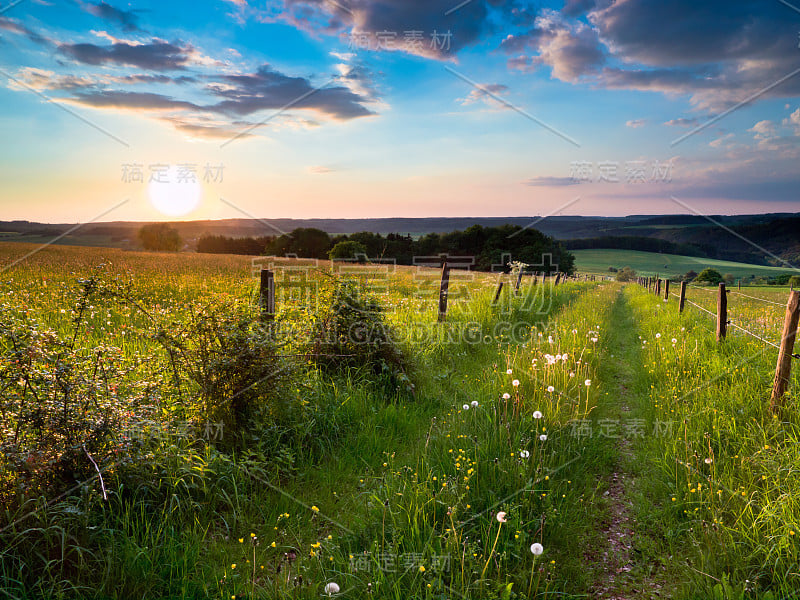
(587, 288), (665, 600)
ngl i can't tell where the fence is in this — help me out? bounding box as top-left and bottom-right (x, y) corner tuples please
(636, 277), (800, 410)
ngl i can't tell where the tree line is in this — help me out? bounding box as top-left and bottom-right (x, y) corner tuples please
(189, 225), (575, 273)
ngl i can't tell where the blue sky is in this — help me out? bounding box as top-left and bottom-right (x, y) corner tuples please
(1, 0), (799, 222)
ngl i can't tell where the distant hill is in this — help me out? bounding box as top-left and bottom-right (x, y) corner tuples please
(1, 212), (798, 267)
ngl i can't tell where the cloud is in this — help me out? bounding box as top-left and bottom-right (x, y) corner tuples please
(308, 165), (335, 174)
(664, 117), (699, 127)
(500, 0), (800, 111)
(625, 119), (646, 128)
(523, 176), (580, 186)
(243, 0), (524, 60)
(211, 65), (375, 120)
(80, 1), (142, 32)
(0, 16), (50, 44)
(58, 39), (199, 70)
(459, 83), (510, 109)
(501, 10), (605, 81)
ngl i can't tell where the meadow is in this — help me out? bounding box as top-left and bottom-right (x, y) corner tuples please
(1, 242), (799, 599)
(572, 248), (796, 281)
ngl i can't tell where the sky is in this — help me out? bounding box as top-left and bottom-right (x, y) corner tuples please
(1, 0), (799, 223)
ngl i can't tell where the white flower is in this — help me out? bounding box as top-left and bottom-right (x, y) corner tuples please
(591, 337), (598, 343)
(512, 379), (520, 387)
(655, 333), (661, 338)
(506, 368), (513, 375)
(533, 411), (543, 419)
(539, 434), (547, 441)
(569, 372), (575, 378)
(520, 450), (530, 458)
(462, 404), (470, 411)
(530, 543), (543, 556)
(704, 457), (713, 464)
(502, 393), (511, 400)
(548, 336), (554, 344)
(555, 354), (562, 361)
(671, 338), (677, 344)
(325, 582), (341, 595)
(471, 400), (479, 408)
(547, 386), (555, 393)
(562, 353), (568, 360)
(572, 329), (578, 334)
(496, 511), (507, 523)
(681, 327), (686, 331)
(584, 379), (592, 387)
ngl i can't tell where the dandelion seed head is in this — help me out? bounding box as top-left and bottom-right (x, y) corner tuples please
(530, 543), (544, 555)
(496, 511), (507, 522)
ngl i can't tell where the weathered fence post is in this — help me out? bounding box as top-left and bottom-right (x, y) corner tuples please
(493, 277), (504, 305)
(541, 272), (546, 286)
(679, 281), (686, 313)
(664, 279), (670, 300)
(770, 290), (800, 409)
(260, 269), (275, 322)
(438, 262), (450, 322)
(514, 267), (524, 295)
(655, 278), (661, 296)
(554, 272), (562, 286)
(716, 283), (727, 341)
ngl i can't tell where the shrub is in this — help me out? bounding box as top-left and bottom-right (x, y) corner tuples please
(695, 268), (723, 285)
(310, 278), (411, 391)
(615, 266), (637, 282)
(137, 223), (182, 252)
(329, 240), (368, 261)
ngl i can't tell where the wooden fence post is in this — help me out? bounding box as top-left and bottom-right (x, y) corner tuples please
(493, 277), (504, 305)
(260, 269), (275, 321)
(514, 267), (524, 295)
(770, 290), (800, 409)
(716, 283), (727, 341)
(554, 272), (562, 286)
(438, 262), (450, 322)
(664, 279), (670, 300)
(679, 281), (686, 313)
(655, 278), (661, 296)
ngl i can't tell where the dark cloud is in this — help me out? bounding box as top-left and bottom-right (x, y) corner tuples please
(264, 0), (523, 60)
(502, 1), (800, 109)
(70, 89), (201, 111)
(58, 39), (194, 70)
(210, 64), (375, 119)
(81, 2), (142, 32)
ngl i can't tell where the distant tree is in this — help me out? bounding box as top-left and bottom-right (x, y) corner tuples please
(723, 273), (735, 284)
(615, 266), (637, 282)
(329, 240), (368, 261)
(790, 275), (800, 288)
(695, 268), (723, 285)
(683, 270), (698, 282)
(267, 228), (332, 258)
(138, 223), (181, 252)
(608, 266), (618, 272)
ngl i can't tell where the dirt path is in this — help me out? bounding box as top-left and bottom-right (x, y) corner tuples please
(587, 288), (668, 599)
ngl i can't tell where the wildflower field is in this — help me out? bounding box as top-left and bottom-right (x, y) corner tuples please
(1, 242), (799, 599)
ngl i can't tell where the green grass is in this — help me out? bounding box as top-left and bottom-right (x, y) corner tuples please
(573, 248), (796, 280)
(2, 242), (800, 599)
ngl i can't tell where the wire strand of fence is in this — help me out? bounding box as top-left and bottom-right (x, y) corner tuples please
(728, 322), (800, 359)
(687, 285), (716, 293)
(684, 298), (717, 318)
(728, 290), (787, 307)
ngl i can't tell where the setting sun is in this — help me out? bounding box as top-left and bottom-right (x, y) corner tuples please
(148, 166), (203, 217)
